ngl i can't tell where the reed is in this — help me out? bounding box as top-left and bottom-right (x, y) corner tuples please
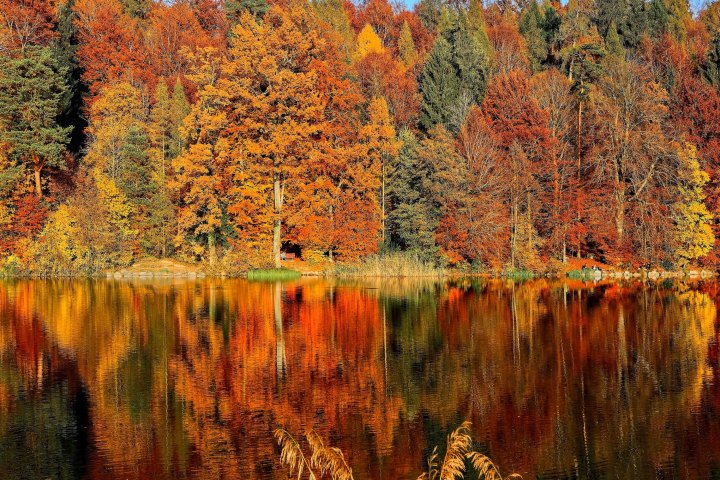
(334, 252), (444, 278)
(275, 421), (521, 480)
(274, 428), (354, 480)
(247, 268), (301, 281)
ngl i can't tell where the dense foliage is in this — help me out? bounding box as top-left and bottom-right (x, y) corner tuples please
(0, 0), (719, 274)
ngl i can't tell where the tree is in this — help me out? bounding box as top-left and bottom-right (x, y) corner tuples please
(356, 23), (384, 58)
(590, 61), (674, 260)
(519, 1), (547, 71)
(647, 0), (669, 38)
(362, 97), (397, 245)
(397, 20), (418, 68)
(386, 129), (435, 252)
(420, 12), (492, 133)
(702, 32), (720, 91)
(482, 70), (553, 267)
(73, 0), (152, 98)
(171, 48), (228, 264)
(220, 4), (369, 266)
(672, 143), (714, 266)
(312, 0), (356, 61)
(665, 0), (691, 41)
(419, 36), (458, 130)
(0, 0), (56, 50)
(226, 0), (268, 22)
(149, 80), (172, 183)
(0, 47), (70, 197)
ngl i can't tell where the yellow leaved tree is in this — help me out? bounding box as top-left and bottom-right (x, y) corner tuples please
(673, 142), (715, 266)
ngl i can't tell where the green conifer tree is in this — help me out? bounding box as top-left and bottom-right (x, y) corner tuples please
(0, 47), (71, 197)
(605, 21), (625, 57)
(387, 129), (436, 252)
(520, 1), (548, 71)
(420, 36), (459, 130)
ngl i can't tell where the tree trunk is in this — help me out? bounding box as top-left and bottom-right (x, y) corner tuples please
(33, 158), (43, 198)
(381, 161), (386, 244)
(273, 177), (282, 268)
(208, 231), (216, 266)
(576, 98), (583, 258)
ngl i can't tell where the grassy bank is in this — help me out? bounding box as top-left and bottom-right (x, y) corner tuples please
(333, 252), (445, 277)
(246, 268), (301, 281)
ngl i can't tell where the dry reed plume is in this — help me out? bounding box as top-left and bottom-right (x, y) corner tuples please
(275, 421), (521, 480)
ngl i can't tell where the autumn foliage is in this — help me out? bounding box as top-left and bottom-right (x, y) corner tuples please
(1, 0), (720, 273)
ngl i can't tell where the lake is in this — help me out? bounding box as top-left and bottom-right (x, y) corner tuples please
(0, 277), (718, 479)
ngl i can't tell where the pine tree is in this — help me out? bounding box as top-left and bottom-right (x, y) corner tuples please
(605, 21), (625, 57)
(420, 13), (490, 132)
(387, 129), (436, 251)
(702, 33), (720, 91)
(520, 1), (547, 71)
(226, 0), (268, 23)
(665, 0), (691, 41)
(0, 47), (71, 197)
(647, 0), (670, 37)
(419, 36), (458, 130)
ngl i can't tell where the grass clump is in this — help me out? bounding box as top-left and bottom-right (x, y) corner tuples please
(275, 421), (521, 480)
(503, 269), (534, 280)
(247, 268), (301, 281)
(334, 252), (444, 278)
(566, 269), (593, 280)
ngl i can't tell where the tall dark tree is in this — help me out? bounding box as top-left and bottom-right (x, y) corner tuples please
(387, 129), (436, 252)
(420, 10), (490, 132)
(0, 47), (71, 197)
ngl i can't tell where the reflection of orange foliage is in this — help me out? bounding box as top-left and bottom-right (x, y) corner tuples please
(0, 278), (719, 479)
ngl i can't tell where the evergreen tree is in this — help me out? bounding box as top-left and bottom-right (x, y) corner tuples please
(118, 125), (154, 205)
(702, 33), (720, 91)
(416, 0), (443, 32)
(0, 47), (71, 197)
(226, 0), (268, 23)
(120, 0), (151, 19)
(387, 129), (436, 251)
(647, 0), (669, 37)
(619, 0), (647, 48)
(420, 36), (459, 130)
(594, 0), (627, 38)
(665, 0), (691, 40)
(605, 21), (625, 57)
(520, 1), (547, 71)
(54, 0), (86, 153)
(420, 12), (491, 132)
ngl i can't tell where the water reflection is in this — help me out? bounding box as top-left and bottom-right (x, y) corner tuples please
(0, 278), (719, 479)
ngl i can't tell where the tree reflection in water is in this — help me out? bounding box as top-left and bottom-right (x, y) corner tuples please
(0, 277), (718, 479)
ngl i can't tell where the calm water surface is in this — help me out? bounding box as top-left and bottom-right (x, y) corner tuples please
(1, 277), (719, 479)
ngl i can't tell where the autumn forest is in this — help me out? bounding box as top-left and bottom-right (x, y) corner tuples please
(1, 0), (720, 275)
